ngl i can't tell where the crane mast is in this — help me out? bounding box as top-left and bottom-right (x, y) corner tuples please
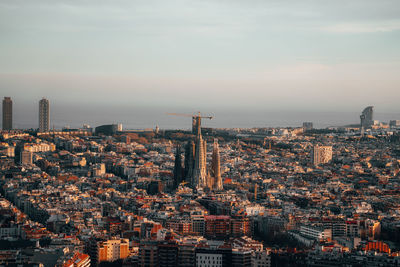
(166, 112), (213, 135)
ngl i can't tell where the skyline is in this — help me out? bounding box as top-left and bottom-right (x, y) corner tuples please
(1, 96), (400, 130)
(1, 0), (400, 118)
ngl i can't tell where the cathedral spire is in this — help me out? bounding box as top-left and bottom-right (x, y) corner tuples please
(173, 143), (183, 189)
(192, 131), (207, 189)
(211, 139), (222, 191)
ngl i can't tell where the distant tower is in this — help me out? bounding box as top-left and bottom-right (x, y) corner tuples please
(39, 98), (50, 132)
(192, 131), (207, 189)
(360, 106), (373, 129)
(2, 97), (12, 130)
(210, 139), (222, 191)
(173, 144), (183, 189)
(302, 122), (313, 131)
(312, 145), (333, 166)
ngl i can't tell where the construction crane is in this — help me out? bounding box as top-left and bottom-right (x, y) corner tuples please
(167, 112), (213, 135)
(180, 181), (189, 186)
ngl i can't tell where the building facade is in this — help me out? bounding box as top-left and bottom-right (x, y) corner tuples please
(20, 150), (32, 165)
(312, 145), (332, 166)
(197, 253), (223, 267)
(98, 239), (129, 263)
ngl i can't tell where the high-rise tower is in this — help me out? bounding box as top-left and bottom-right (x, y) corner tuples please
(39, 98), (50, 132)
(2, 97), (12, 130)
(360, 106), (374, 129)
(210, 139), (222, 191)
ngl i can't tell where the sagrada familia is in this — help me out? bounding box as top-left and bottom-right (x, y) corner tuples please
(173, 116), (223, 191)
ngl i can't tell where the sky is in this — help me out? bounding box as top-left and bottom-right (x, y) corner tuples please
(0, 0), (400, 129)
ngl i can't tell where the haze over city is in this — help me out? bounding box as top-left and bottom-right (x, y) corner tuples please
(1, 0), (400, 129)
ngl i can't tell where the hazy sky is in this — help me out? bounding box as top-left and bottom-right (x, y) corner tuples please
(0, 0), (399, 128)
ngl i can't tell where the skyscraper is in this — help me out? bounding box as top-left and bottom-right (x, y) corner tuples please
(39, 98), (50, 132)
(210, 139), (223, 191)
(2, 97), (12, 130)
(360, 106), (374, 129)
(312, 145), (333, 166)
